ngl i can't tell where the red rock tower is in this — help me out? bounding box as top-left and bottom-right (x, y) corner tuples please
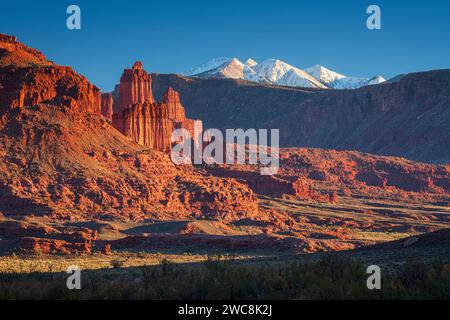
(112, 63), (204, 154)
(118, 61), (154, 110)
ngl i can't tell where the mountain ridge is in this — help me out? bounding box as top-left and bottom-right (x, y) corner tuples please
(184, 57), (386, 89)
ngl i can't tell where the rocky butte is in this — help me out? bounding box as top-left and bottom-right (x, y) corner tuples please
(108, 62), (202, 153)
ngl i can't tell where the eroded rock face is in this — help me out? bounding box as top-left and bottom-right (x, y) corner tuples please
(112, 63), (203, 153)
(279, 148), (450, 196)
(113, 102), (175, 153)
(101, 93), (113, 121)
(0, 66), (101, 113)
(206, 167), (333, 202)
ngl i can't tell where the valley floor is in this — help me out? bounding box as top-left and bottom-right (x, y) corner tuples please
(1, 195), (449, 299)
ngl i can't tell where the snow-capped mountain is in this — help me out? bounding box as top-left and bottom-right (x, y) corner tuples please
(184, 58), (385, 89)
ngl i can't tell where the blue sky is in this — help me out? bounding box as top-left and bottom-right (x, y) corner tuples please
(1, 0), (449, 91)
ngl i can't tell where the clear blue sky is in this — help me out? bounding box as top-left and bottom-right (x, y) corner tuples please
(1, 0), (449, 91)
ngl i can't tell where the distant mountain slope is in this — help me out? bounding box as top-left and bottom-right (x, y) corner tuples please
(152, 70), (450, 164)
(184, 57), (385, 89)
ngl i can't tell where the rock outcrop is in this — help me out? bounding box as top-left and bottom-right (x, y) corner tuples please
(0, 33), (50, 67)
(0, 34), (101, 114)
(206, 148), (450, 202)
(111, 63), (202, 153)
(207, 166), (336, 202)
(12, 237), (92, 255)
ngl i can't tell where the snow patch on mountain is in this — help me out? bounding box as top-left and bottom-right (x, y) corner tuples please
(245, 58), (258, 68)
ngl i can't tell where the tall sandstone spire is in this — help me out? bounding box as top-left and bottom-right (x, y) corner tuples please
(111, 62), (202, 153)
(162, 86), (186, 122)
(118, 61), (154, 110)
